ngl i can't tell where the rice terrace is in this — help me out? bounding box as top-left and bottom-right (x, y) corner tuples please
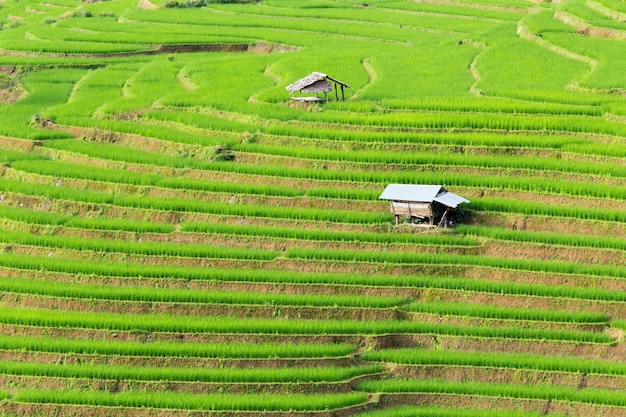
(0, 0), (626, 414)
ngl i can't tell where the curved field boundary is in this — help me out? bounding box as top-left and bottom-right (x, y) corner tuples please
(586, 0), (626, 22)
(378, 393), (626, 417)
(553, 10), (626, 39)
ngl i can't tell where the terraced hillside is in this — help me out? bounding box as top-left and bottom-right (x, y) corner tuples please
(1, 0), (626, 415)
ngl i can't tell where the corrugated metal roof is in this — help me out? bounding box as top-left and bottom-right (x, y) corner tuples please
(379, 184), (470, 208)
(434, 192), (470, 208)
(379, 184), (442, 202)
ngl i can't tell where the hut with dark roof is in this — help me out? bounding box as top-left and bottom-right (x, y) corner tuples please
(285, 72), (349, 102)
(379, 184), (470, 227)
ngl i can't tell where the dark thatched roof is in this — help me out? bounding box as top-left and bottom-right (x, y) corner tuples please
(285, 72), (349, 93)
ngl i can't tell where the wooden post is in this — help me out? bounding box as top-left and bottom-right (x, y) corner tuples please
(439, 210), (449, 228)
(395, 215), (399, 226)
(429, 204), (434, 226)
(341, 85), (345, 101)
(334, 83), (339, 101)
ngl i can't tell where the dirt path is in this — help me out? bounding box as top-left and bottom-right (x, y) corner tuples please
(137, 0), (158, 9)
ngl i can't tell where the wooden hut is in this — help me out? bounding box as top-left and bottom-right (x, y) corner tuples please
(379, 184), (470, 227)
(285, 72), (349, 102)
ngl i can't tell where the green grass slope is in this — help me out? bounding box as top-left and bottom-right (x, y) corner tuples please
(0, 0), (625, 415)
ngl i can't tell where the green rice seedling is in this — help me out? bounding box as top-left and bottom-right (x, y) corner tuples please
(14, 389), (368, 411)
(44, 129), (626, 165)
(53, 16), (252, 45)
(543, 32), (626, 91)
(237, 142), (626, 178)
(3, 253), (626, 304)
(284, 247), (626, 280)
(362, 349), (626, 377)
(373, 0), (525, 20)
(356, 378), (626, 407)
(523, 8), (574, 35)
(403, 301), (608, 324)
(0, 229), (280, 261)
(2, 34), (152, 54)
(0, 205), (175, 233)
(182, 221), (478, 247)
(43, 140), (626, 201)
(46, 64), (144, 120)
(352, 43), (478, 101)
(0, 359), (383, 383)
(606, 320), (626, 332)
(0, 276), (409, 309)
(352, 405), (563, 417)
(455, 225), (626, 251)
(227, 0), (523, 27)
(475, 25), (590, 103)
(148, 100), (626, 139)
(0, 306), (611, 343)
(377, 95), (602, 116)
(0, 334), (357, 358)
(0, 68), (81, 140)
(123, 7), (423, 44)
(595, 0), (626, 13)
(11, 159), (306, 197)
(471, 197), (626, 223)
(0, 149), (48, 163)
(559, 0), (625, 30)
(0, 178), (390, 224)
(43, 139), (224, 167)
(142, 107), (254, 134)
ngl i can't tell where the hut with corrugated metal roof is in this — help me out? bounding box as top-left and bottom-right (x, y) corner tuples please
(379, 184), (470, 227)
(285, 72), (349, 102)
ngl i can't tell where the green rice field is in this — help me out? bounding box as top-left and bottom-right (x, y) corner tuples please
(0, 0), (625, 415)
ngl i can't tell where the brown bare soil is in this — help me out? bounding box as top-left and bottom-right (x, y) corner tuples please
(0, 266), (410, 298)
(0, 42), (297, 60)
(3, 221), (476, 257)
(471, 211), (626, 238)
(389, 364), (626, 391)
(412, 0), (532, 13)
(0, 136), (38, 151)
(38, 130), (626, 197)
(0, 84), (23, 104)
(419, 288), (626, 320)
(479, 240), (626, 266)
(137, 0), (158, 9)
(5, 234), (626, 295)
(3, 243), (273, 270)
(379, 393), (626, 417)
(0, 349), (360, 369)
(3, 167), (388, 213)
(0, 291), (603, 334)
(0, 190), (392, 234)
(3, 312), (624, 362)
(3, 262), (625, 320)
(554, 10), (626, 40)
(0, 401), (381, 417)
(0, 322), (364, 346)
(0, 293), (403, 322)
(405, 312), (605, 333)
(17, 213), (624, 268)
(0, 374), (357, 395)
(370, 334), (626, 362)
